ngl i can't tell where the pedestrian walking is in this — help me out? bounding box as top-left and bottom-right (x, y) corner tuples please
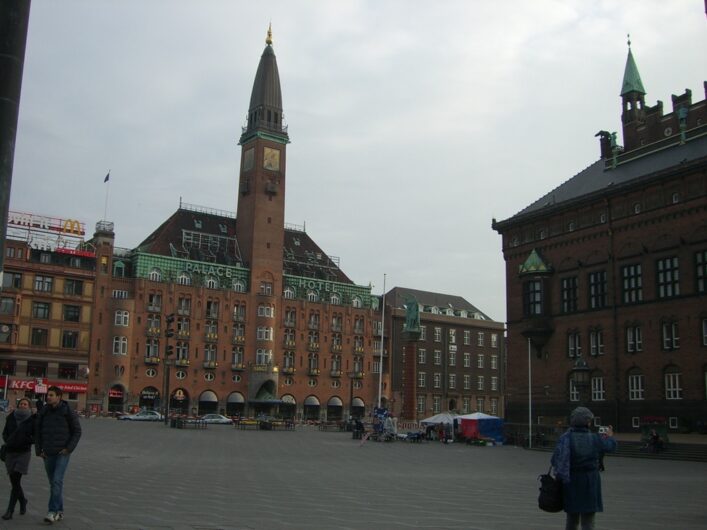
(551, 406), (617, 530)
(1, 398), (35, 520)
(35, 386), (81, 524)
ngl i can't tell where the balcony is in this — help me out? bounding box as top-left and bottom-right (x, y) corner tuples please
(231, 363), (245, 371)
(329, 369), (342, 378)
(307, 342), (320, 352)
(331, 323), (342, 332)
(176, 330), (190, 340)
(307, 368), (320, 376)
(281, 366), (295, 375)
(308, 322), (320, 330)
(330, 344), (342, 353)
(232, 335), (245, 345)
(203, 360), (218, 369)
(175, 358), (190, 367)
(204, 332), (218, 343)
(283, 339), (296, 348)
(144, 356), (160, 365)
(233, 313), (245, 322)
(147, 305), (161, 313)
(177, 308), (190, 316)
(284, 319), (296, 328)
(353, 346), (365, 354)
(351, 371), (364, 379)
(205, 312), (219, 320)
(145, 327), (161, 337)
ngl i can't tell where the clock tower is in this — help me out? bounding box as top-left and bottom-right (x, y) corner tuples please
(236, 25), (289, 293)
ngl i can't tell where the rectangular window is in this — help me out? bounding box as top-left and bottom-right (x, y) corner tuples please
(569, 380), (579, 402)
(2, 272), (22, 289)
(448, 351), (456, 367)
(696, 250), (707, 294)
(462, 397), (470, 414)
(58, 363), (78, 380)
(463, 374), (471, 390)
(490, 398), (498, 416)
(523, 280), (543, 316)
(32, 301), (51, 319)
(491, 354), (498, 369)
(567, 332), (581, 358)
(632, 416), (640, 428)
(420, 326), (426, 340)
(64, 279), (83, 295)
(491, 376), (498, 391)
(433, 396), (441, 414)
(34, 275), (53, 292)
(588, 270), (607, 309)
(477, 354), (484, 369)
(418, 348), (426, 364)
(0, 297), (14, 315)
(112, 336), (128, 355)
(434, 327), (442, 342)
(656, 256), (680, 298)
(561, 276), (578, 313)
(702, 319), (707, 347)
(259, 282), (273, 295)
(477, 332), (485, 346)
(433, 373), (441, 389)
(112, 290), (128, 299)
(662, 322), (680, 350)
(477, 375), (484, 390)
(26, 361), (47, 377)
(418, 372), (426, 388)
(621, 264), (643, 304)
(114, 310), (129, 326)
(591, 376), (605, 401)
(417, 396), (425, 414)
(628, 374), (644, 400)
(626, 326), (643, 353)
(463, 330), (471, 345)
(61, 330), (79, 349)
(31, 328), (48, 346)
(433, 350), (441, 365)
(665, 372), (682, 400)
(589, 330), (604, 356)
(63, 305), (81, 322)
(449, 374), (456, 389)
(448, 329), (456, 344)
(476, 397), (485, 412)
(669, 417), (678, 429)
(491, 333), (498, 348)
(463, 352), (471, 368)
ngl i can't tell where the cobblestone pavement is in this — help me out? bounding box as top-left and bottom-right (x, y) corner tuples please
(0, 418), (705, 529)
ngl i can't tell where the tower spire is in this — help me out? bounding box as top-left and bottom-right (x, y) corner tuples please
(620, 34), (646, 96)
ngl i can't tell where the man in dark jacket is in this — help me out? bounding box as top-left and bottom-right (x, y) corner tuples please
(35, 386), (81, 524)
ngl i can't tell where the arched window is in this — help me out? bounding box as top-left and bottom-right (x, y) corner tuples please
(283, 286), (295, 299)
(148, 268), (162, 282)
(307, 290), (319, 302)
(177, 272), (192, 286)
(330, 293), (341, 305)
(205, 276), (219, 289)
(351, 296), (362, 308)
(113, 261), (125, 278)
(232, 279), (246, 292)
(114, 310), (129, 326)
(112, 336), (128, 355)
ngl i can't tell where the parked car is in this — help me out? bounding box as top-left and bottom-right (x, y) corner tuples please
(119, 410), (163, 421)
(200, 413), (234, 425)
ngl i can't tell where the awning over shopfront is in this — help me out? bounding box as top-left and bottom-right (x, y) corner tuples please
(199, 390), (218, 402)
(281, 394), (296, 405)
(227, 392), (245, 403)
(352, 397), (365, 407)
(304, 396), (320, 406)
(328, 396), (343, 406)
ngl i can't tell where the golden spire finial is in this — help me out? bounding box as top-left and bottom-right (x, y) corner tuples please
(266, 23), (273, 45)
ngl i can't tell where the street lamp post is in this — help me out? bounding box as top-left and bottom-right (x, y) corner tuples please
(163, 313), (175, 425)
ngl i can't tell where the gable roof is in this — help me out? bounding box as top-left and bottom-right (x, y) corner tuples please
(385, 286), (492, 321)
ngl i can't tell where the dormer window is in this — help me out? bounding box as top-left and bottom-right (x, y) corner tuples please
(194, 219), (202, 229)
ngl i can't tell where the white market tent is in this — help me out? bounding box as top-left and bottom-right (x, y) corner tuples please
(420, 412), (460, 425)
(457, 412), (499, 420)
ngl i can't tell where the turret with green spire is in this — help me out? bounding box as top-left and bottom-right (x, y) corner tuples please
(621, 35), (646, 129)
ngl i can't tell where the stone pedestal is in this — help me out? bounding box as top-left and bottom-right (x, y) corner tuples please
(400, 330), (420, 421)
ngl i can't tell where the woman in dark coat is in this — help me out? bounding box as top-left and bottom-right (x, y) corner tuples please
(2, 398), (35, 520)
(551, 406), (617, 530)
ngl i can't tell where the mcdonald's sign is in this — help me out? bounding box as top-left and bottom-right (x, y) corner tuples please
(61, 219), (84, 236)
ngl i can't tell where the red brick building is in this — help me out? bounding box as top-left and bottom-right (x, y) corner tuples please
(492, 45), (707, 432)
(85, 29), (382, 420)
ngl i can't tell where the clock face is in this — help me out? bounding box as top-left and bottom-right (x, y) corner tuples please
(263, 147), (280, 171)
(243, 148), (254, 171)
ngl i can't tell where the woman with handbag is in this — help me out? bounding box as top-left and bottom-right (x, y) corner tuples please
(551, 406), (616, 530)
(1, 398), (35, 520)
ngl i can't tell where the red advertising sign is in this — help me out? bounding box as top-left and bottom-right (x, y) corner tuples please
(7, 378), (86, 394)
(109, 388), (123, 398)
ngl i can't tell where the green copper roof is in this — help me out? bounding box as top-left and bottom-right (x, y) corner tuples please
(519, 249), (551, 275)
(620, 47), (646, 96)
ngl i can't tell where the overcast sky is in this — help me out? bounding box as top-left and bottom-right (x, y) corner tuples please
(10, 0), (706, 322)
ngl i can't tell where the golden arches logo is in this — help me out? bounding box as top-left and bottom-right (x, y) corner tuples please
(62, 219), (82, 235)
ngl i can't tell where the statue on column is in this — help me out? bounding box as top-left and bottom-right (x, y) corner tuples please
(403, 296), (420, 333)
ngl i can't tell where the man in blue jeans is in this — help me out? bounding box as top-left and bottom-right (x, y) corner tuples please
(36, 386), (81, 524)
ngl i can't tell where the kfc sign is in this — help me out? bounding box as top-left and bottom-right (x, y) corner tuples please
(7, 378), (86, 394)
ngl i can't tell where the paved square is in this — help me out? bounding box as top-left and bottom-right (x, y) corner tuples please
(1, 418), (705, 529)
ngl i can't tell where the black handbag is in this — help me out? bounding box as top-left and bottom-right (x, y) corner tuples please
(0, 444), (7, 462)
(538, 465), (563, 512)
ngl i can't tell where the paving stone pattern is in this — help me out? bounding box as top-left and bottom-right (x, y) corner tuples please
(0, 418), (705, 529)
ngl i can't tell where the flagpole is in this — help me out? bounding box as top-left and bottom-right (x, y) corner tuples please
(377, 273), (386, 409)
(103, 170), (111, 220)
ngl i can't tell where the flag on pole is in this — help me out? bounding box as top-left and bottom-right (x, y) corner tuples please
(104, 171), (110, 183)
